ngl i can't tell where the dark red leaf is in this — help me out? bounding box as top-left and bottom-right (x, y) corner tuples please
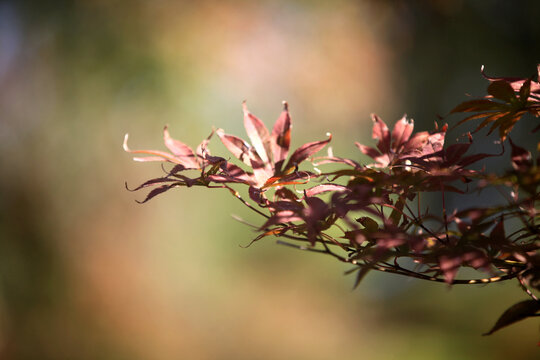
(487, 80), (517, 102)
(261, 211), (303, 228)
(136, 184), (177, 203)
(486, 112), (520, 139)
(167, 164), (186, 175)
(125, 178), (178, 192)
(455, 112), (496, 128)
(508, 137), (532, 171)
(481, 65), (540, 94)
(444, 141), (472, 165)
(497, 114), (523, 140)
(389, 196), (405, 226)
(248, 185), (266, 205)
(221, 162), (252, 179)
(274, 187), (299, 201)
(519, 79), (532, 104)
(268, 200), (304, 212)
(450, 99), (502, 113)
(483, 300), (540, 336)
(489, 216), (506, 245)
(457, 152), (498, 168)
(352, 266), (372, 289)
(474, 112), (508, 132)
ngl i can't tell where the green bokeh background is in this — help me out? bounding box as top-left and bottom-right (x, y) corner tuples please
(1, 0), (539, 359)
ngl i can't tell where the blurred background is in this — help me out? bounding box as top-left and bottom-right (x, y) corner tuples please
(1, 0), (539, 359)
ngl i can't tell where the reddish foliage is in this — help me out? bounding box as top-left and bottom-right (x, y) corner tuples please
(125, 66), (540, 339)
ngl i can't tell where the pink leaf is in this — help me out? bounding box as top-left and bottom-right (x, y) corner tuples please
(284, 133), (332, 173)
(196, 130), (214, 161)
(243, 102), (272, 164)
(163, 126), (199, 168)
(439, 254), (462, 284)
(304, 184), (350, 197)
(391, 116), (414, 151)
(355, 143), (380, 160)
(261, 210), (303, 228)
(462, 249), (490, 271)
(248, 148), (273, 187)
(402, 131), (430, 153)
(371, 114), (390, 154)
(132, 156), (168, 162)
(221, 163), (254, 183)
(216, 129), (252, 166)
(123, 134), (185, 165)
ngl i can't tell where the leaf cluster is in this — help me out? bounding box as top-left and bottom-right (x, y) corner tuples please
(125, 66), (540, 339)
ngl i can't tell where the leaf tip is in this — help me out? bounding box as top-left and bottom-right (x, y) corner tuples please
(282, 100), (289, 111)
(123, 133), (130, 152)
